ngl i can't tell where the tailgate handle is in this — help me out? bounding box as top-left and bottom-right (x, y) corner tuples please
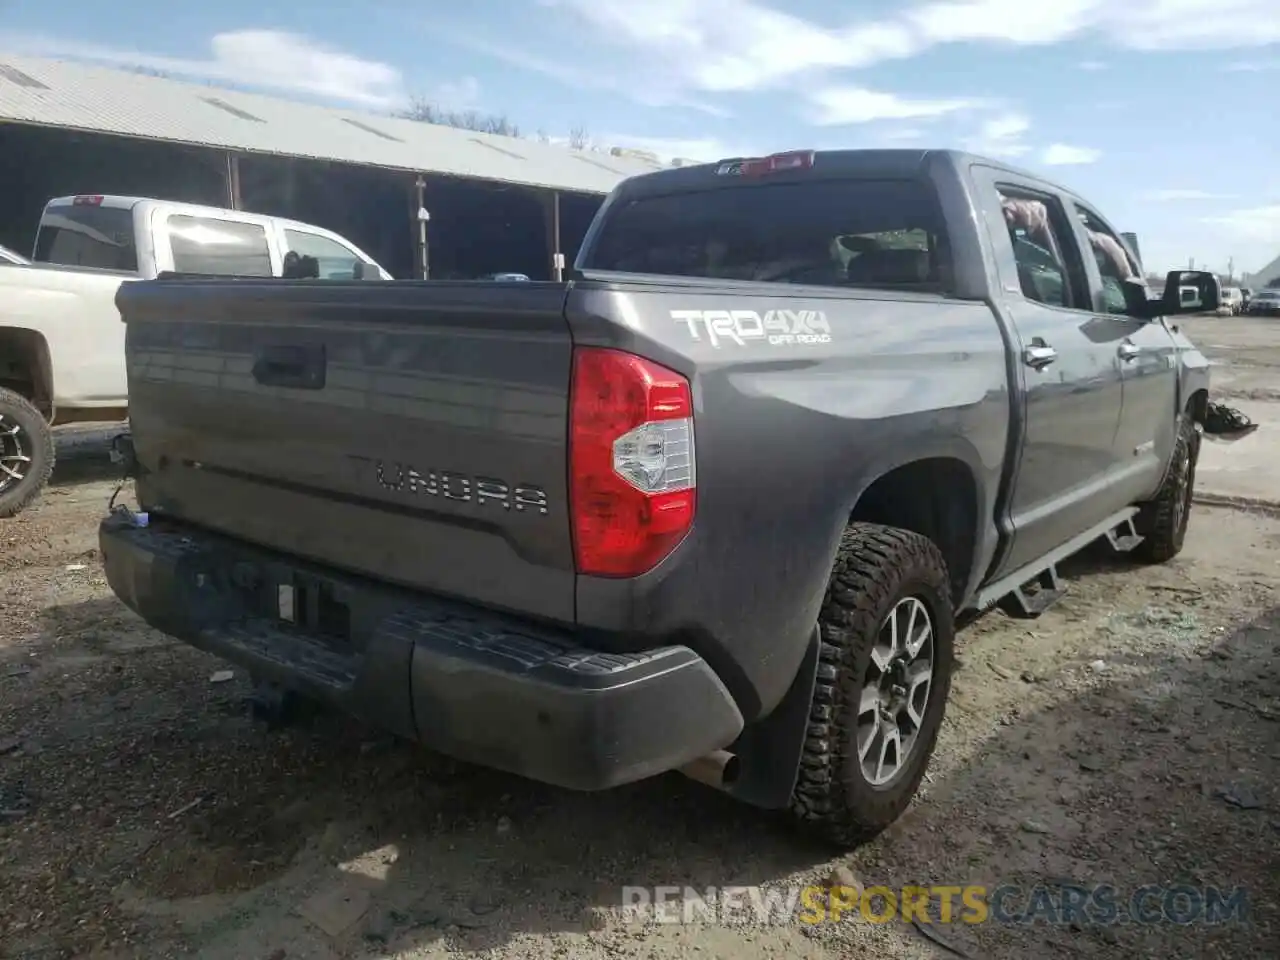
(252, 344), (326, 390)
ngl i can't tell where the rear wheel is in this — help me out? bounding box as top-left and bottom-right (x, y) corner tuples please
(789, 523), (955, 847)
(1132, 414), (1199, 564)
(0, 386), (55, 519)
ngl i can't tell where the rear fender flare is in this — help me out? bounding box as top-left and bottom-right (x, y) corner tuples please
(833, 438), (994, 604)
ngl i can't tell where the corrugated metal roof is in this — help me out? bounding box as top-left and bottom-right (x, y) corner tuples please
(0, 54), (665, 195)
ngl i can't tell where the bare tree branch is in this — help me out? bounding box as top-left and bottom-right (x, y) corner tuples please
(401, 97), (521, 137)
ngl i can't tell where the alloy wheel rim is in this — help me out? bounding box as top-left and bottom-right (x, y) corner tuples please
(0, 415), (29, 493)
(857, 596), (936, 786)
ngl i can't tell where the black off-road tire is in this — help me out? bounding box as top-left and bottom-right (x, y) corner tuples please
(789, 523), (955, 847)
(0, 386), (55, 519)
(1132, 414), (1200, 564)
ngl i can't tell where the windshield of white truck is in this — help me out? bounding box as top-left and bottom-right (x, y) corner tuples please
(584, 178), (949, 290)
(33, 205), (138, 272)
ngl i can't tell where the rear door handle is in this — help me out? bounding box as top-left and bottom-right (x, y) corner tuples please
(1023, 342), (1057, 369)
(1118, 341), (1141, 361)
(252, 343), (327, 390)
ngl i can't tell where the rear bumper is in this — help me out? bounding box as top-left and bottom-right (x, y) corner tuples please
(99, 514), (744, 791)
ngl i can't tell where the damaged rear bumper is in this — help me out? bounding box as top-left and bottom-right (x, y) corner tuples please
(99, 513), (744, 791)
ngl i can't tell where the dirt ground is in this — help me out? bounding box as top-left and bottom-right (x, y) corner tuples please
(3, 326), (1279, 960)
(1182, 313), (1280, 402)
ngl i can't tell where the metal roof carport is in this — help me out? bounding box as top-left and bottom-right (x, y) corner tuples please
(0, 54), (664, 278)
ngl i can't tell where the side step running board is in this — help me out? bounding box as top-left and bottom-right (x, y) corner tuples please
(1104, 516), (1143, 553)
(972, 507), (1141, 619)
(1001, 565), (1064, 618)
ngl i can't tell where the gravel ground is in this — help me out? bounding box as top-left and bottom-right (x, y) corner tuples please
(1182, 313), (1280, 402)
(1, 379), (1278, 959)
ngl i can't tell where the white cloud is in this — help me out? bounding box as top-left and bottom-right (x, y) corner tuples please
(0, 30), (408, 108)
(874, 127), (930, 144)
(807, 86), (985, 125)
(426, 24), (731, 116)
(515, 0), (1280, 107)
(1112, 2), (1280, 50)
(538, 0), (920, 94)
(962, 113), (1031, 157)
(908, 0), (1106, 46)
(1224, 59), (1280, 71)
(1203, 205), (1280, 245)
(1143, 189), (1235, 201)
(1041, 143), (1102, 165)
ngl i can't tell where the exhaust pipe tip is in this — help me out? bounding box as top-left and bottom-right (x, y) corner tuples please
(678, 749), (741, 791)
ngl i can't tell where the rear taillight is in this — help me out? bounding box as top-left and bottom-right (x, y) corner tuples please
(569, 347), (696, 578)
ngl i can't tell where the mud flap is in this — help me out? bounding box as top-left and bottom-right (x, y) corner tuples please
(722, 626), (821, 810)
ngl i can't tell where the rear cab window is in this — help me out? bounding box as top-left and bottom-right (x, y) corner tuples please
(34, 201), (138, 272)
(583, 176), (950, 291)
(166, 215), (274, 277)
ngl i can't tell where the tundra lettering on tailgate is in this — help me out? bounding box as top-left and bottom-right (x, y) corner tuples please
(671, 309), (832, 348)
(348, 456), (550, 515)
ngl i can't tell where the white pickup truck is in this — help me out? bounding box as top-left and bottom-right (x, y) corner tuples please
(0, 195), (390, 517)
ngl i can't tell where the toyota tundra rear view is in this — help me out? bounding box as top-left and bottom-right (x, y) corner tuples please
(101, 148), (1212, 846)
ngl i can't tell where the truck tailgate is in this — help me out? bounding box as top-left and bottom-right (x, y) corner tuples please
(117, 280), (577, 623)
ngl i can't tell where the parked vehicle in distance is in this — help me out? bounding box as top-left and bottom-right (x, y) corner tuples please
(0, 195), (391, 518)
(102, 149), (1215, 847)
(1246, 287), (1280, 316)
(33, 195), (393, 281)
(1218, 287), (1244, 316)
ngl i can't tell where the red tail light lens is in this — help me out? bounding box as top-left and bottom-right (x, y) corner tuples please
(569, 347), (696, 577)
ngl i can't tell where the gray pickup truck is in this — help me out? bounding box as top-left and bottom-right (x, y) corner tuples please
(100, 149), (1215, 847)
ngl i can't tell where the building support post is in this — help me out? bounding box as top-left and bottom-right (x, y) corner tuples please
(542, 189), (564, 281)
(224, 151), (242, 210)
(414, 174), (430, 279)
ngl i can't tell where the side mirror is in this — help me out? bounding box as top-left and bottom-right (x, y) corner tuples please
(1120, 278), (1152, 317)
(1161, 270), (1220, 315)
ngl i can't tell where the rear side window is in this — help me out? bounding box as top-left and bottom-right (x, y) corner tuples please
(167, 215), (273, 277)
(996, 189), (1083, 309)
(283, 229), (363, 279)
(1073, 204), (1142, 315)
(34, 205), (138, 271)
(584, 179), (949, 291)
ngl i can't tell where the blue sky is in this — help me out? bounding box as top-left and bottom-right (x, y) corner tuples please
(2, 0), (1278, 277)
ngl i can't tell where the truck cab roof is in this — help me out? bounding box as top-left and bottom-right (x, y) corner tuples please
(609, 148), (1078, 199)
(43, 195), (363, 239)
